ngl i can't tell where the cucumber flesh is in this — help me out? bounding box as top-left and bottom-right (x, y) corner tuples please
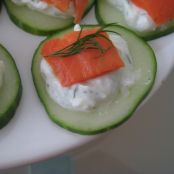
(95, 0), (174, 40)
(4, 0), (95, 36)
(32, 25), (157, 135)
(0, 44), (22, 129)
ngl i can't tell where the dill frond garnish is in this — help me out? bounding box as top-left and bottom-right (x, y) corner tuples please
(46, 23), (119, 58)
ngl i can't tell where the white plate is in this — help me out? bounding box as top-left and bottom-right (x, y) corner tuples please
(0, 5), (174, 170)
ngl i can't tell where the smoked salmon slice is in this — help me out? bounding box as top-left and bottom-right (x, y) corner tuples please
(72, 0), (89, 23)
(41, 29), (124, 87)
(131, 0), (174, 25)
(41, 0), (88, 23)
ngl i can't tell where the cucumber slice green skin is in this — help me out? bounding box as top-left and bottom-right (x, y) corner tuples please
(0, 44), (22, 129)
(32, 25), (157, 135)
(95, 0), (174, 41)
(3, 0), (96, 36)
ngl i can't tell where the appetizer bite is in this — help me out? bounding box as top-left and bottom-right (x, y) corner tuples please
(32, 24), (156, 134)
(96, 0), (174, 40)
(4, 0), (95, 35)
(0, 44), (22, 129)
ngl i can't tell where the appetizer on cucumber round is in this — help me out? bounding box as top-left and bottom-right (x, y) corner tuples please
(32, 24), (157, 134)
(96, 0), (174, 40)
(4, 0), (95, 35)
(0, 44), (22, 129)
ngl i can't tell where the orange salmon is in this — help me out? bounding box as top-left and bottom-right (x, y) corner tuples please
(41, 29), (124, 87)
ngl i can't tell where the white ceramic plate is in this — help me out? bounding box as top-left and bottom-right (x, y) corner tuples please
(0, 5), (174, 170)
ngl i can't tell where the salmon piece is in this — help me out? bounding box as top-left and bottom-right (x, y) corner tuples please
(42, 0), (88, 23)
(72, 0), (88, 23)
(42, 0), (70, 12)
(41, 29), (124, 87)
(131, 0), (174, 25)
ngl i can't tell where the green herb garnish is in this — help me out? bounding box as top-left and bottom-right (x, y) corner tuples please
(46, 23), (119, 58)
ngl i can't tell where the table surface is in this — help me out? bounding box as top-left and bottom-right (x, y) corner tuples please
(0, 5), (174, 170)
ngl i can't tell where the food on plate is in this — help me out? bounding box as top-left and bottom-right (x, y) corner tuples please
(0, 44), (22, 129)
(4, 0), (95, 35)
(96, 0), (174, 40)
(32, 24), (157, 134)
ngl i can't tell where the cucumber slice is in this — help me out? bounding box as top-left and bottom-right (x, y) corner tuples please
(32, 25), (157, 134)
(0, 44), (22, 129)
(95, 0), (174, 40)
(3, 0), (95, 36)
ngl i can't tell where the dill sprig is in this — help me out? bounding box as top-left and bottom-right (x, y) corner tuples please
(46, 23), (119, 58)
